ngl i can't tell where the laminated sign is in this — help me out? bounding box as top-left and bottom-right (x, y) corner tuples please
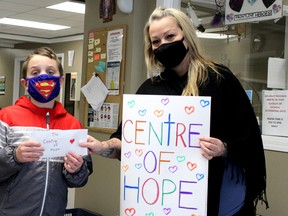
(120, 94), (211, 216)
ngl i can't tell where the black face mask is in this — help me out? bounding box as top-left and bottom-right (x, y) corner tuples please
(154, 37), (188, 68)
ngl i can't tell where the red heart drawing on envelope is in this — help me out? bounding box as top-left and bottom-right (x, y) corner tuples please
(70, 139), (75, 144)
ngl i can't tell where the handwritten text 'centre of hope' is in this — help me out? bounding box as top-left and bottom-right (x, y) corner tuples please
(123, 113), (205, 147)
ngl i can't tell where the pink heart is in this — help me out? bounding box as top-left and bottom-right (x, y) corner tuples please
(185, 106), (194, 114)
(187, 162), (197, 171)
(124, 208), (136, 216)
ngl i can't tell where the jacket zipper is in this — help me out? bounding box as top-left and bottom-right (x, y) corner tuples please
(39, 112), (50, 216)
(39, 159), (50, 216)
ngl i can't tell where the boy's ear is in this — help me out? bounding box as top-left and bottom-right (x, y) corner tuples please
(60, 76), (64, 86)
(20, 78), (28, 89)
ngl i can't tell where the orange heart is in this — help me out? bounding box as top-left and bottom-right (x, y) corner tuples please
(122, 165), (129, 172)
(154, 109), (164, 117)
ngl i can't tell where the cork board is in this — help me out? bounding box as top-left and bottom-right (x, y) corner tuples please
(84, 25), (127, 133)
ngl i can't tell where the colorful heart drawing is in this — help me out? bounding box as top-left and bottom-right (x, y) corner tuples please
(229, 0), (244, 12)
(184, 106), (195, 114)
(262, 0), (276, 8)
(124, 208), (136, 216)
(187, 162), (197, 171)
(128, 100), (135, 108)
(138, 109), (147, 116)
(145, 212), (154, 216)
(135, 149), (143, 156)
(196, 173), (204, 181)
(70, 139), (75, 144)
(122, 165), (129, 172)
(168, 165), (178, 173)
(124, 151), (131, 158)
(135, 163), (142, 169)
(200, 99), (210, 107)
(176, 155), (186, 162)
(163, 208), (172, 215)
(161, 98), (169, 105)
(154, 109), (164, 117)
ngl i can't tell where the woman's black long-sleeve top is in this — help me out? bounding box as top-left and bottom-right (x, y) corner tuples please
(111, 64), (267, 216)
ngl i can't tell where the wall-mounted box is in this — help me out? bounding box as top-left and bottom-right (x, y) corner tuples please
(70, 72), (81, 101)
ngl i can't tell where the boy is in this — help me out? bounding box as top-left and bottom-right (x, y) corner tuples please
(0, 47), (92, 216)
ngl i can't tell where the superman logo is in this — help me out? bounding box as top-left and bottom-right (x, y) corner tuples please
(35, 80), (56, 98)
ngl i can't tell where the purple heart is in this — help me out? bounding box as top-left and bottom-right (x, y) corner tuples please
(161, 98), (169, 105)
(168, 165), (178, 173)
(229, 0), (244, 12)
(163, 208), (171, 215)
(124, 151), (131, 158)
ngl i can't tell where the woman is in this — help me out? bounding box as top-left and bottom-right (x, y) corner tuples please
(82, 7), (268, 216)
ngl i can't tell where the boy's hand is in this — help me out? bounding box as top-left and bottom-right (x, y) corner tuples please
(15, 141), (44, 163)
(64, 152), (84, 173)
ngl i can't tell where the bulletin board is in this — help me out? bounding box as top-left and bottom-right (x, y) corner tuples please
(84, 25), (127, 133)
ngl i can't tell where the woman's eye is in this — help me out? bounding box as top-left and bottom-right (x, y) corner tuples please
(152, 40), (160, 46)
(166, 34), (175, 40)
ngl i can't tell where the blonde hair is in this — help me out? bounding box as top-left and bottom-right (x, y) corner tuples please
(144, 7), (219, 96)
(22, 47), (64, 79)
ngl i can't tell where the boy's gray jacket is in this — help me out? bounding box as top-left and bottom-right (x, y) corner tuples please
(0, 121), (93, 216)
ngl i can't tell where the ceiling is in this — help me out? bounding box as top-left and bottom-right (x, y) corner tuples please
(0, 0), (85, 47)
(3, 0), (281, 48)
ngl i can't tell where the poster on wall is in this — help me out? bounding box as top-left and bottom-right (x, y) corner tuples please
(120, 94), (211, 216)
(262, 90), (288, 137)
(87, 102), (119, 129)
(0, 76), (5, 95)
(225, 0), (282, 25)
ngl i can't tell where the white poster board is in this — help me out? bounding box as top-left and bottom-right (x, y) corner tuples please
(225, 0), (282, 25)
(120, 94), (211, 216)
(262, 90), (288, 137)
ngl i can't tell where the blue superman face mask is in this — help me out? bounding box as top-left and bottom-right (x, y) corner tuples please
(26, 74), (61, 103)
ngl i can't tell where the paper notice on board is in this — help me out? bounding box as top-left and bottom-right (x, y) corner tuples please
(267, 57), (286, 89)
(262, 90), (288, 137)
(81, 75), (108, 111)
(107, 29), (123, 62)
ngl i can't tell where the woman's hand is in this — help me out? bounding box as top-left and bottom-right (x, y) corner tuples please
(199, 137), (226, 160)
(80, 135), (121, 159)
(80, 135), (104, 155)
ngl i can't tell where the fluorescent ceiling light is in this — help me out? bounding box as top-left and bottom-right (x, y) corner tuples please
(47, 1), (85, 14)
(0, 18), (70, 30)
(196, 32), (236, 39)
